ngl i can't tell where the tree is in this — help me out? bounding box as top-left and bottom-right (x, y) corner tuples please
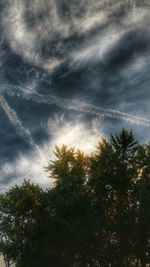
(0, 129), (149, 267)
(88, 129), (139, 266)
(110, 128), (137, 158)
(134, 144), (150, 267)
(0, 180), (45, 267)
(46, 145), (92, 267)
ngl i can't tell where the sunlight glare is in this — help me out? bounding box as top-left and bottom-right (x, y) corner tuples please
(51, 123), (102, 153)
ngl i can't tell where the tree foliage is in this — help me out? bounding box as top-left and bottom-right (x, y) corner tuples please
(0, 129), (149, 267)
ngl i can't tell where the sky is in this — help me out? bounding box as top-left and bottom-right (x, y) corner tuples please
(0, 0), (150, 190)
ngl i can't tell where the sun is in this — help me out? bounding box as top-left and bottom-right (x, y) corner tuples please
(51, 122), (102, 153)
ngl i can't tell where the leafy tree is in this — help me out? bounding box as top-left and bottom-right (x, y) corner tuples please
(0, 180), (45, 267)
(89, 129), (139, 266)
(46, 145), (92, 267)
(134, 144), (150, 267)
(0, 129), (149, 267)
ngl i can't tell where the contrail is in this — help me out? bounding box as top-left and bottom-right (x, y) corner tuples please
(1, 84), (150, 127)
(0, 94), (49, 163)
(0, 95), (36, 148)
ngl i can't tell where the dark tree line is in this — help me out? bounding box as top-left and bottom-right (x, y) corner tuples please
(0, 129), (150, 267)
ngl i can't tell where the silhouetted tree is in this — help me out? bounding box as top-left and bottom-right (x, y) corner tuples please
(0, 129), (149, 267)
(0, 180), (45, 267)
(88, 129), (139, 266)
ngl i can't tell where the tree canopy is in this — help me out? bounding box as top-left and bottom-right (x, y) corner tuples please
(0, 129), (149, 267)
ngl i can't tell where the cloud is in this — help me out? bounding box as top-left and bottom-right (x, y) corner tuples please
(71, 28), (125, 65)
(2, 0), (61, 72)
(0, 118), (103, 191)
(49, 121), (103, 153)
(0, 95), (36, 148)
(2, 0), (141, 70)
(2, 84), (150, 127)
(0, 148), (50, 191)
(0, 0), (150, 188)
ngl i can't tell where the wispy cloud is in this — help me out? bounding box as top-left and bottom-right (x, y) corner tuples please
(2, 84), (150, 127)
(0, 0), (150, 188)
(0, 117), (103, 190)
(0, 95), (36, 148)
